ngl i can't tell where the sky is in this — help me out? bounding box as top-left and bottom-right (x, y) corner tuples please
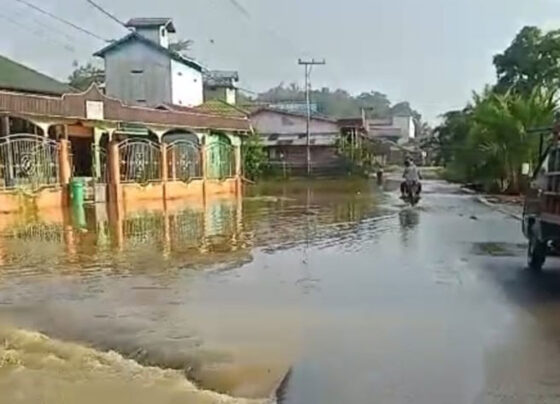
(1, 0), (560, 123)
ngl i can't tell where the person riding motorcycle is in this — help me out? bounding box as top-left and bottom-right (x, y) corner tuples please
(400, 159), (422, 198)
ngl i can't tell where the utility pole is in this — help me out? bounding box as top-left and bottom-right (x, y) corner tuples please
(298, 58), (325, 175)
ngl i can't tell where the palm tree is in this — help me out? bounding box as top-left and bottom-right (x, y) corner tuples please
(468, 87), (557, 192)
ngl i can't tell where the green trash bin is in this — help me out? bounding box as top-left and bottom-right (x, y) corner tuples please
(70, 178), (85, 207)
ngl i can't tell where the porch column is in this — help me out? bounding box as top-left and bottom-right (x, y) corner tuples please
(0, 115), (9, 137)
(169, 149), (177, 181)
(234, 143), (242, 196)
(37, 123), (50, 137)
(161, 142), (168, 200)
(107, 139), (121, 206)
(59, 139), (72, 206)
(200, 134), (207, 204)
(93, 128), (104, 179)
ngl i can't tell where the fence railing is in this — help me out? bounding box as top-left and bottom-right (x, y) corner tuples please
(0, 134), (60, 191)
(166, 140), (202, 182)
(118, 139), (162, 184)
(206, 141), (235, 180)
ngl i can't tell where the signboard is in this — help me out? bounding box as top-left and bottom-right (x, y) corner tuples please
(115, 122), (150, 136)
(86, 101), (104, 120)
(269, 102), (318, 114)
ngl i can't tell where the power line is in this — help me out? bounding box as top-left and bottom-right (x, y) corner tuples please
(0, 11), (76, 54)
(13, 0), (110, 42)
(84, 0), (128, 29)
(216, 0), (308, 57)
(298, 58), (326, 176)
(9, 3), (77, 46)
(237, 86), (259, 95)
(227, 0), (251, 19)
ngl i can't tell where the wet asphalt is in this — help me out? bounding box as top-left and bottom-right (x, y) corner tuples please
(2, 180), (560, 403)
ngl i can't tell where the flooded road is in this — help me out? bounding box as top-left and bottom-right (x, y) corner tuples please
(1, 179), (560, 403)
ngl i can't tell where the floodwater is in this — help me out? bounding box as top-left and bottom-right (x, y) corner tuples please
(1, 179), (560, 403)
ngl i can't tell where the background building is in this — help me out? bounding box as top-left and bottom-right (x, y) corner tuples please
(249, 108), (349, 176)
(203, 70), (239, 105)
(94, 18), (204, 108)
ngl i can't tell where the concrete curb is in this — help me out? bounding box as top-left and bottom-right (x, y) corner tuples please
(476, 195), (523, 221)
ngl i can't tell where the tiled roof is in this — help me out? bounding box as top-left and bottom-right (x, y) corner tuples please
(160, 101), (248, 119)
(192, 100), (248, 118)
(0, 85), (250, 132)
(126, 18), (176, 33)
(94, 32), (202, 72)
(0, 55), (74, 95)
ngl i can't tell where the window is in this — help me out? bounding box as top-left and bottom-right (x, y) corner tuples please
(161, 27), (166, 37)
(130, 70), (146, 104)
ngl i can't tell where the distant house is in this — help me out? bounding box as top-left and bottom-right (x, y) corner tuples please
(0, 55), (73, 96)
(94, 18), (204, 107)
(249, 108), (348, 175)
(368, 114), (415, 144)
(203, 70), (239, 105)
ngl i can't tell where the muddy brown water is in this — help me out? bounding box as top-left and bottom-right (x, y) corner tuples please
(1, 179), (560, 403)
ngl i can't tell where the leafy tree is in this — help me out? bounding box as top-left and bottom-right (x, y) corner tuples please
(68, 61), (104, 91)
(356, 91), (391, 118)
(242, 132), (267, 180)
(437, 87), (557, 192)
(169, 39), (194, 56)
(494, 26), (560, 94)
(252, 83), (421, 120)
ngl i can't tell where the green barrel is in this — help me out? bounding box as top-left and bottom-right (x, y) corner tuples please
(72, 203), (87, 229)
(70, 178), (85, 207)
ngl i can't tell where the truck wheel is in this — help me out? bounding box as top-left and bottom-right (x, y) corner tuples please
(528, 235), (547, 271)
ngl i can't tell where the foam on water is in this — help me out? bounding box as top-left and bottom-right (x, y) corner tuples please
(0, 326), (268, 404)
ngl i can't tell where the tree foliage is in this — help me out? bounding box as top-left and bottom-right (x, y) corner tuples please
(68, 61), (104, 91)
(437, 87), (557, 192)
(437, 25), (560, 193)
(169, 39), (194, 56)
(253, 83), (421, 121)
(494, 26), (560, 94)
(242, 132), (267, 180)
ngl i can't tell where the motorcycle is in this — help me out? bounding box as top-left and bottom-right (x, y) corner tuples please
(401, 181), (421, 206)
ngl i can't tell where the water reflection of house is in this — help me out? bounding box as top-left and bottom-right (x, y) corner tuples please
(0, 198), (248, 270)
(0, 18), (250, 213)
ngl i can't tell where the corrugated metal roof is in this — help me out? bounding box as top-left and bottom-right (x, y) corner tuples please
(203, 70), (239, 87)
(249, 107), (337, 123)
(0, 55), (74, 96)
(126, 18), (176, 33)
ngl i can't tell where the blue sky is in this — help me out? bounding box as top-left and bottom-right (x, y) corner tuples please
(1, 0), (560, 122)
